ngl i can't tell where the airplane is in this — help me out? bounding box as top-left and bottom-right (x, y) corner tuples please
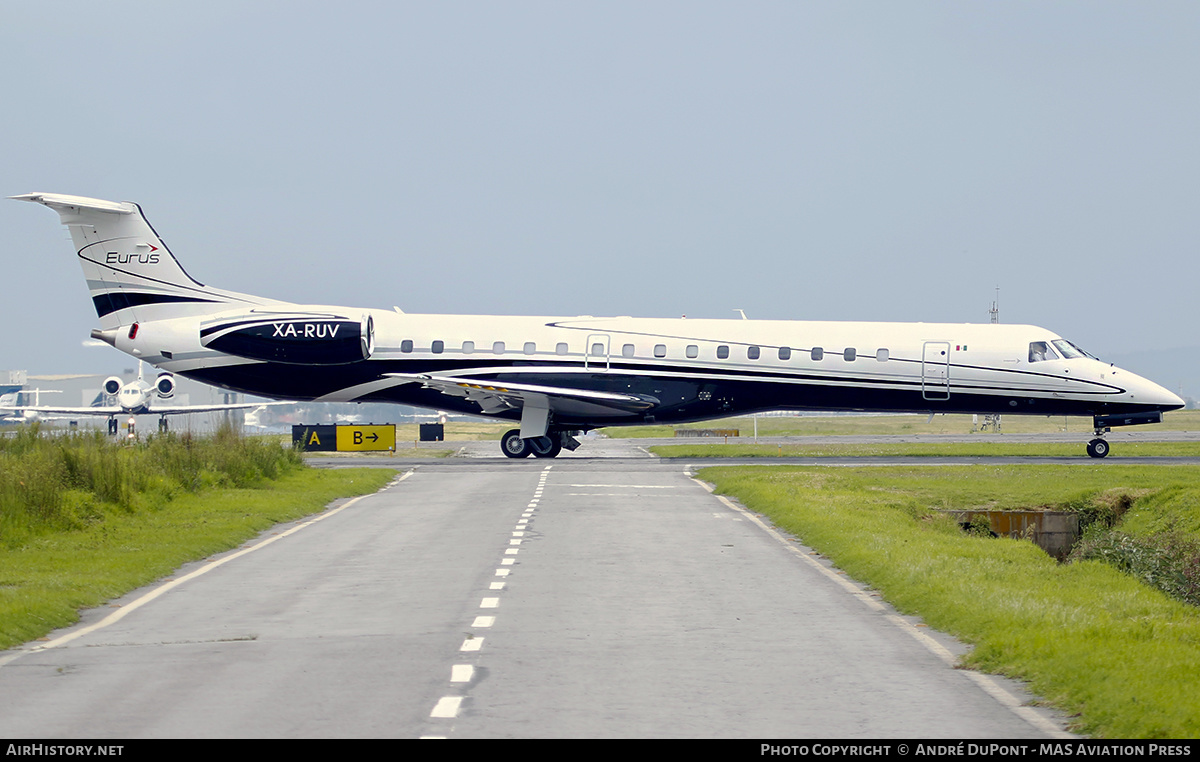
(0, 388), (64, 424)
(10, 192), (1185, 458)
(0, 361), (283, 434)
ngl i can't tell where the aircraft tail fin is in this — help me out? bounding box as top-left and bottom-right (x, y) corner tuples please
(12, 193), (281, 329)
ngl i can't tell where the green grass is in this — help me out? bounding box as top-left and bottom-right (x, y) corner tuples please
(0, 427), (395, 651)
(699, 464), (1200, 738)
(606, 409), (1200, 438)
(651, 441), (1200, 458)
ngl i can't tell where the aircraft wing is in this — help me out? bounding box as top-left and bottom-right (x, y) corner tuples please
(0, 405), (122, 417)
(143, 401), (292, 416)
(0, 402), (288, 417)
(384, 373), (656, 417)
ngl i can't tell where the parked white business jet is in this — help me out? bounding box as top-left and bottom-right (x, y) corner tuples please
(11, 192), (1184, 458)
(0, 388), (65, 424)
(0, 362), (281, 434)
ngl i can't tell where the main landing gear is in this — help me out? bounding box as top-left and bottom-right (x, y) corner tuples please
(501, 429), (579, 459)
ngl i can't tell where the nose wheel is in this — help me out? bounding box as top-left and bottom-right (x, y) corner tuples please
(1086, 437), (1110, 459)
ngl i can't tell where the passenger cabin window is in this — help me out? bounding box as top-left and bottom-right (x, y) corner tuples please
(591, 343), (605, 356)
(493, 341), (505, 354)
(462, 341), (475, 354)
(622, 344), (635, 358)
(686, 345), (699, 359)
(431, 340), (444, 354)
(844, 348), (856, 361)
(876, 348), (888, 362)
(524, 342), (536, 355)
(556, 342), (569, 355)
(747, 346), (760, 360)
(811, 347), (824, 361)
(1028, 341), (1059, 362)
(401, 340), (413, 353)
(778, 347), (791, 360)
(654, 344), (667, 358)
(717, 346), (729, 359)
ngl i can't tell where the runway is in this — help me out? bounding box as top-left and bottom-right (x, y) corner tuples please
(0, 438), (1075, 738)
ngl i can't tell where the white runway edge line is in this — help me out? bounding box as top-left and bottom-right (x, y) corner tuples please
(427, 464), (553, 725)
(0, 469), (417, 670)
(686, 469), (1074, 740)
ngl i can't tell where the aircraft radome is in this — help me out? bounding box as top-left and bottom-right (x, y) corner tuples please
(11, 192), (1184, 458)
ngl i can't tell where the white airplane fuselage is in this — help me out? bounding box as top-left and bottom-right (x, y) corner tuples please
(11, 192), (1185, 457)
(121, 309), (1177, 426)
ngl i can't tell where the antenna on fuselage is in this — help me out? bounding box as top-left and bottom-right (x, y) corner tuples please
(980, 286), (1003, 433)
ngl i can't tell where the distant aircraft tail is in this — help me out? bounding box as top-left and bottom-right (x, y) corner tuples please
(12, 193), (282, 330)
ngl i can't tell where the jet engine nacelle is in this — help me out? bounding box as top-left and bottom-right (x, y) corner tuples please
(199, 313), (374, 365)
(155, 373), (176, 399)
(103, 376), (123, 396)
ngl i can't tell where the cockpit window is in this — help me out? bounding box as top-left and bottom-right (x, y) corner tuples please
(1028, 341), (1060, 362)
(1052, 339), (1096, 360)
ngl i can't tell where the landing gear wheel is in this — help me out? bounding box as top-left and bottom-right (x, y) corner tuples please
(529, 435), (563, 459)
(1087, 438), (1110, 459)
(501, 429), (531, 459)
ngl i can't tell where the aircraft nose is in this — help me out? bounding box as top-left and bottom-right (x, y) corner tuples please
(1161, 387), (1186, 411)
(1135, 373), (1185, 411)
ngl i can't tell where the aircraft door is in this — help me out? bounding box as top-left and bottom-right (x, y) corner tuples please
(921, 342), (951, 400)
(585, 334), (610, 371)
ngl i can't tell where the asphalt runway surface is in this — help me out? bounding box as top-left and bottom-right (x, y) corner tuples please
(0, 436), (1105, 738)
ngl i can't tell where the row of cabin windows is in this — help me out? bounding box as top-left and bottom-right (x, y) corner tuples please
(399, 340), (891, 362)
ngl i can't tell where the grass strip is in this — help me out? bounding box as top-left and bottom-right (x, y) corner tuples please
(653, 441), (1200, 458)
(699, 464), (1200, 738)
(0, 467), (394, 651)
(608, 409), (1200, 438)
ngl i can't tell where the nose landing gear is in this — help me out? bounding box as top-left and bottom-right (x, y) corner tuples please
(1086, 411), (1165, 458)
(1086, 437), (1110, 459)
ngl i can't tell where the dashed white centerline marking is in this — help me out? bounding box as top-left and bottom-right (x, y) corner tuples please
(451, 665), (474, 683)
(461, 638), (483, 652)
(490, 582), (505, 590)
(501, 558), (515, 565)
(431, 696), (463, 718)
(472, 616), (495, 628)
(480, 597), (499, 608)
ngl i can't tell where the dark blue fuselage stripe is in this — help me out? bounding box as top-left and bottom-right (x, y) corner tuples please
(92, 292), (219, 318)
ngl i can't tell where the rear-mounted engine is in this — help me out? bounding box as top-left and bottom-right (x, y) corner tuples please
(200, 312), (374, 365)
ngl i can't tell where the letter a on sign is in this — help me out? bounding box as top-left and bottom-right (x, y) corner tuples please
(309, 431), (321, 445)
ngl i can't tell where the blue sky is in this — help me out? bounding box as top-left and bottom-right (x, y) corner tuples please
(3, 2), (1197, 387)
